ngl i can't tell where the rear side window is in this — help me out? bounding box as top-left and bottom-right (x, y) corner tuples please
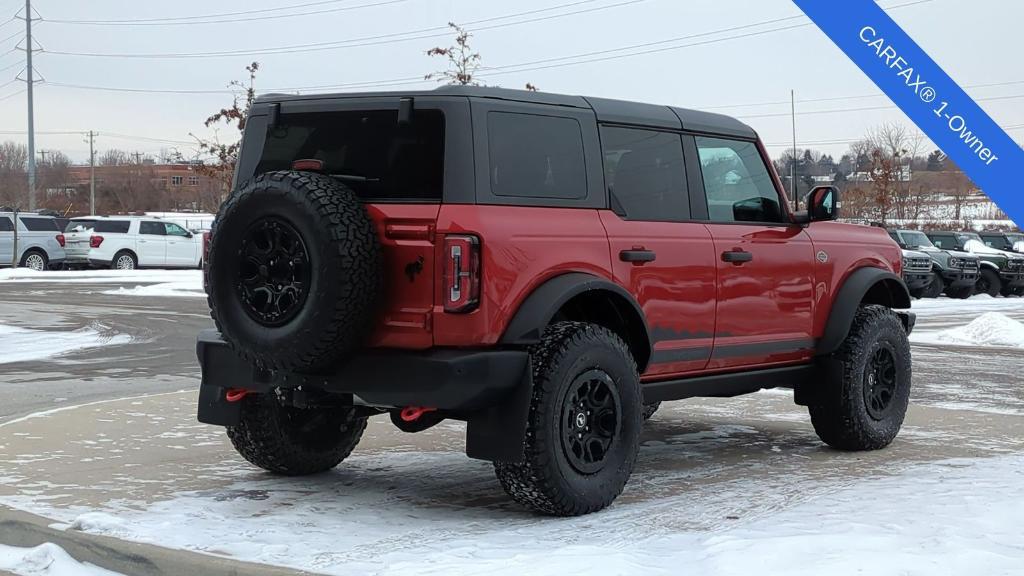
(140, 221), (165, 235)
(488, 112), (587, 200)
(94, 220), (131, 234)
(0, 217), (12, 232)
(601, 126), (688, 221)
(257, 109), (445, 201)
(696, 137), (783, 224)
(21, 217), (59, 231)
(66, 219), (96, 232)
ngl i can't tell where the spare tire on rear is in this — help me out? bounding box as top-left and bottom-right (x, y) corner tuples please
(206, 170), (382, 372)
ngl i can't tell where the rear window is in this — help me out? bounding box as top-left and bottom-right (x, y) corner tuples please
(21, 217), (59, 231)
(257, 109), (445, 201)
(488, 112), (587, 200)
(66, 219), (97, 232)
(94, 220), (131, 234)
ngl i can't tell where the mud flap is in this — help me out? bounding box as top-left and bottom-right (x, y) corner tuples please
(795, 355), (844, 407)
(465, 360), (534, 462)
(197, 384), (242, 426)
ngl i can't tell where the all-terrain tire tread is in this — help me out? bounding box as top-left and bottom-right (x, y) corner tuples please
(809, 305), (911, 450)
(206, 170), (381, 372)
(494, 321), (640, 516)
(226, 394), (367, 476)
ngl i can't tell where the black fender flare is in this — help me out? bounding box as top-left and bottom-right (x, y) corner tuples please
(817, 267), (911, 355)
(499, 272), (651, 368)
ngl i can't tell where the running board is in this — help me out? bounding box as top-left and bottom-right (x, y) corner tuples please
(642, 364), (813, 403)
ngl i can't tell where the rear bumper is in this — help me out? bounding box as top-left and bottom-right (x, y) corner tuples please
(195, 329), (529, 425)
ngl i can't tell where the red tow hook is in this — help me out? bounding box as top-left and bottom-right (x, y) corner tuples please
(225, 388), (251, 403)
(399, 406), (437, 422)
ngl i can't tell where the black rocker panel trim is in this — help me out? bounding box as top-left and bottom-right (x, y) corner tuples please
(642, 364), (813, 403)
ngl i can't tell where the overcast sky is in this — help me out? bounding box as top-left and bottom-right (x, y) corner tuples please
(0, 0), (1020, 163)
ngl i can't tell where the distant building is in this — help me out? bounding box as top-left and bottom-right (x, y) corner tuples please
(65, 163), (225, 194)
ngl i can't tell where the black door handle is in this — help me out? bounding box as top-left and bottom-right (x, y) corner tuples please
(620, 249), (656, 263)
(721, 250), (753, 264)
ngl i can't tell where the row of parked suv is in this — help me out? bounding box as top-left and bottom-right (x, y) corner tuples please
(889, 228), (1024, 298)
(0, 212), (206, 270)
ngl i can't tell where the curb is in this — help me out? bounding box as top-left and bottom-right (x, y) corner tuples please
(0, 506), (315, 576)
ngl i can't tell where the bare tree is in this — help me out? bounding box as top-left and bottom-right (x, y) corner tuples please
(189, 62), (259, 208)
(0, 142), (28, 208)
(426, 23), (482, 86)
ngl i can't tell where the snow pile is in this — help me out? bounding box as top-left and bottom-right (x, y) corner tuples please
(0, 269), (202, 285)
(914, 312), (1024, 348)
(0, 542), (124, 576)
(0, 324), (131, 365)
(101, 281), (205, 298)
(56, 453), (1024, 576)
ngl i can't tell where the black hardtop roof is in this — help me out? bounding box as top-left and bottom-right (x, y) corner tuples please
(256, 85), (756, 139)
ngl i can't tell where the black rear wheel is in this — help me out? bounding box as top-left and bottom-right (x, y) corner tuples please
(494, 322), (642, 516)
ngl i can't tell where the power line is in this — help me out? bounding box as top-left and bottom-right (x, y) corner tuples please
(44, 0), (405, 25)
(0, 58), (23, 73)
(43, 0), (410, 27)
(39, 0), (638, 59)
(738, 93), (1024, 120)
(702, 79), (1024, 111)
(41, 0), (926, 94)
(0, 87), (22, 101)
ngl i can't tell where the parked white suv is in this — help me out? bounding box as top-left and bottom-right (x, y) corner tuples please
(0, 211), (67, 270)
(69, 216), (203, 270)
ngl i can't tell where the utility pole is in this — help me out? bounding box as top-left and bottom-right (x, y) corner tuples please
(24, 0), (36, 212)
(87, 131), (96, 215)
(790, 89), (798, 211)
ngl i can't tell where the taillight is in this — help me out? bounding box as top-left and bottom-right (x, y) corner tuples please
(90, 235), (104, 248)
(291, 159), (324, 172)
(56, 234), (65, 247)
(203, 231), (211, 261)
(443, 234), (480, 313)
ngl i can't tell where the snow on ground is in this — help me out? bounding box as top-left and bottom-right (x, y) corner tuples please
(45, 452), (1024, 576)
(0, 269), (202, 286)
(912, 312), (1024, 349)
(0, 542), (124, 576)
(910, 293), (1024, 317)
(0, 324), (131, 365)
(100, 281), (205, 298)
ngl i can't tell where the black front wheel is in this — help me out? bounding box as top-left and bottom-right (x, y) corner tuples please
(922, 271), (944, 299)
(494, 322), (642, 516)
(809, 305), (912, 450)
(975, 268), (1002, 297)
(945, 284), (974, 299)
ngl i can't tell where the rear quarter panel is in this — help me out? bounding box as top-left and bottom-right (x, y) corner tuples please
(432, 205), (613, 346)
(804, 222), (901, 339)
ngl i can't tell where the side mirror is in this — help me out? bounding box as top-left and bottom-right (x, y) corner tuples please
(185, 231), (194, 239)
(807, 185), (840, 222)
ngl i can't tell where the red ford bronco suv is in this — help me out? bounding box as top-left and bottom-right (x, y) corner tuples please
(197, 87), (915, 516)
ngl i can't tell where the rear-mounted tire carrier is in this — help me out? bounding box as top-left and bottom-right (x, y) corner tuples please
(205, 170), (382, 372)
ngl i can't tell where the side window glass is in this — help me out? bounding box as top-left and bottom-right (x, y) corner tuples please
(165, 223), (189, 237)
(600, 126), (688, 221)
(696, 137), (783, 224)
(139, 221), (165, 235)
(0, 217), (12, 232)
(487, 112), (587, 200)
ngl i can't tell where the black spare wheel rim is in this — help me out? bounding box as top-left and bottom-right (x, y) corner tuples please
(863, 342), (898, 420)
(561, 368), (621, 474)
(236, 217), (311, 327)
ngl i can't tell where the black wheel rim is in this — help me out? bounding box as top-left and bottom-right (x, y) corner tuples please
(977, 276), (990, 293)
(236, 217), (311, 327)
(863, 343), (898, 420)
(560, 369), (621, 474)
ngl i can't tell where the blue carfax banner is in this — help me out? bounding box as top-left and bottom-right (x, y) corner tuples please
(792, 0), (1023, 224)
